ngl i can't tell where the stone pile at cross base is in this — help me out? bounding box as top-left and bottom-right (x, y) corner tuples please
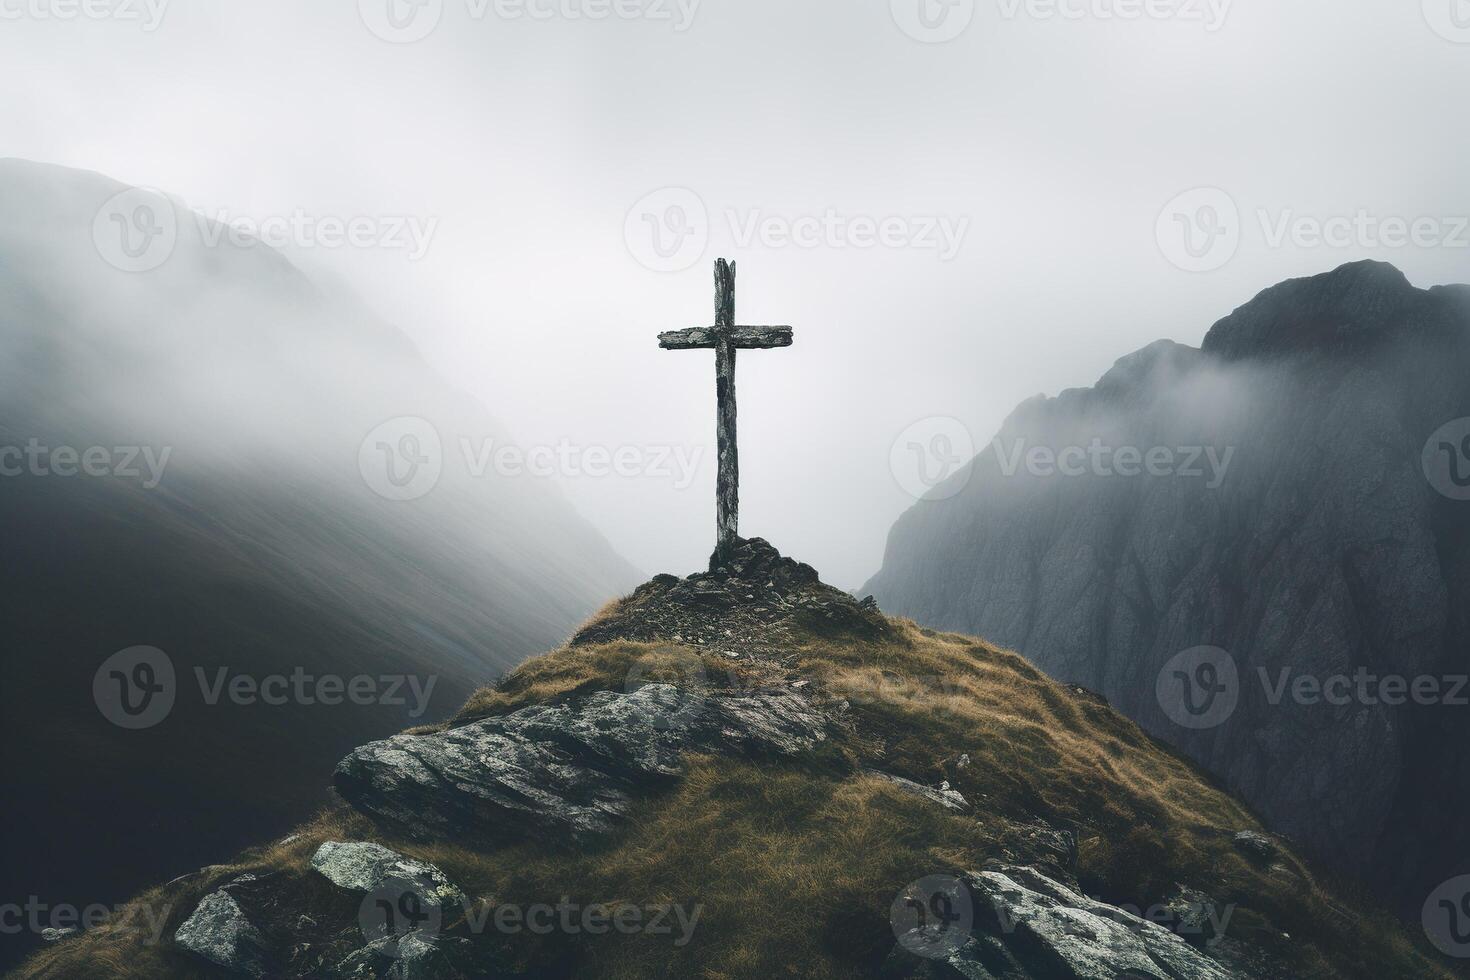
(571, 536), (889, 660)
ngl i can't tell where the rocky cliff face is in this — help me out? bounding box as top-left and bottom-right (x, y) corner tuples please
(866, 261), (1470, 915)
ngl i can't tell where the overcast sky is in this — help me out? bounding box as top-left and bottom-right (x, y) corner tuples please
(3, 0), (1468, 587)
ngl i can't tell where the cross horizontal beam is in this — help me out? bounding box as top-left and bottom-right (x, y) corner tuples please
(658, 326), (793, 351)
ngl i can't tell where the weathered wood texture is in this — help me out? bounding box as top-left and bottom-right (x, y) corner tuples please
(658, 259), (794, 570)
(658, 326), (793, 350)
(713, 260), (739, 568)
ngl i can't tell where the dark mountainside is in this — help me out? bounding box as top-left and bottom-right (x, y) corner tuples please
(865, 261), (1470, 917)
(0, 160), (638, 968)
(16, 540), (1455, 978)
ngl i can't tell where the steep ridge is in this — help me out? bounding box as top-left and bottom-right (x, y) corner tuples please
(17, 541), (1452, 978)
(866, 261), (1470, 917)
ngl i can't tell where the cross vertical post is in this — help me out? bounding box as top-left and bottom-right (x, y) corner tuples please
(713, 259), (739, 567)
(658, 259), (794, 571)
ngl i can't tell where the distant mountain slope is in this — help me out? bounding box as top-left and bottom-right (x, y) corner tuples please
(865, 261), (1470, 916)
(0, 159), (638, 966)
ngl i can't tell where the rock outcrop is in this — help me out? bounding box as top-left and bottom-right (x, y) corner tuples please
(173, 845), (475, 979)
(174, 876), (278, 978)
(574, 536), (890, 657)
(865, 261), (1470, 914)
(884, 863), (1249, 980)
(334, 682), (833, 846)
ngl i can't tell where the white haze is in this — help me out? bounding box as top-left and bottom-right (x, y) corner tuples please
(2, 0), (1469, 588)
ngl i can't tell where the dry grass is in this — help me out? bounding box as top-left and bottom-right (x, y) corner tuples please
(16, 616), (1454, 979)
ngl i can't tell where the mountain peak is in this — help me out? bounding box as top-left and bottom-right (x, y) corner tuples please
(1200, 260), (1439, 360)
(572, 537), (889, 656)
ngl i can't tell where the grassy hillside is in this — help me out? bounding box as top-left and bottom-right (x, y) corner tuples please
(17, 596), (1451, 979)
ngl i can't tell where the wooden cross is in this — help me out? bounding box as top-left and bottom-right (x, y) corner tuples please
(659, 259), (793, 569)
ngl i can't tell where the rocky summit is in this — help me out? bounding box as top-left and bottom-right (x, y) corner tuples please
(571, 536), (891, 657)
(17, 539), (1454, 979)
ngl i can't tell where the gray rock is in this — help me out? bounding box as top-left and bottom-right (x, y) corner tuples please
(310, 841), (464, 908)
(867, 769), (971, 811)
(40, 927), (77, 943)
(883, 934), (1019, 979)
(334, 683), (830, 846)
(1160, 885), (1225, 948)
(173, 887), (273, 978)
(966, 864), (1242, 980)
(1231, 831), (1277, 865)
(330, 931), (471, 980)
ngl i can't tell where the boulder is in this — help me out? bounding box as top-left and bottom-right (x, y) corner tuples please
(867, 769), (971, 811)
(328, 931), (473, 980)
(1231, 831), (1278, 865)
(965, 864), (1242, 980)
(334, 683), (830, 846)
(310, 842), (464, 909)
(173, 881), (274, 978)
